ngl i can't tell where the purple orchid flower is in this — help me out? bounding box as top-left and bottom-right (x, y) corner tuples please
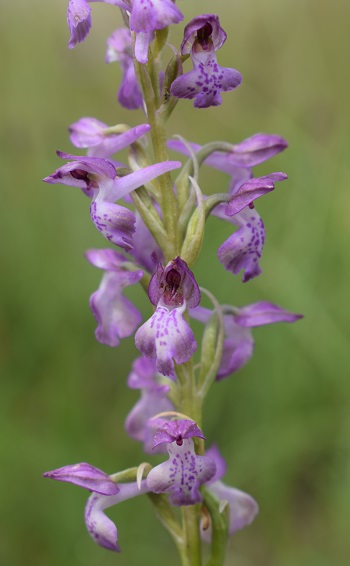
(135, 257), (201, 377)
(170, 14), (242, 108)
(168, 135), (288, 281)
(69, 119), (150, 157)
(213, 173), (287, 281)
(85, 248), (144, 347)
(201, 445), (258, 541)
(67, 0), (129, 49)
(130, 0), (184, 63)
(44, 462), (149, 552)
(147, 419), (216, 506)
(190, 303), (302, 379)
(106, 28), (144, 110)
(125, 357), (174, 453)
(43, 154), (181, 251)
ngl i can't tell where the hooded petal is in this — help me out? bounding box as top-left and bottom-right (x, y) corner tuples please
(148, 257), (200, 308)
(84, 481), (149, 552)
(89, 270), (143, 346)
(147, 438), (216, 506)
(43, 152), (116, 191)
(152, 419), (206, 449)
(225, 173), (287, 216)
(135, 304), (197, 377)
(43, 463), (120, 495)
(180, 14), (227, 55)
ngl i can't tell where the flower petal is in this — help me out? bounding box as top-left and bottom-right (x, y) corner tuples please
(217, 207), (265, 282)
(152, 419), (206, 448)
(171, 45), (242, 109)
(132, 212), (164, 272)
(233, 301), (303, 326)
(43, 463), (120, 495)
(108, 160), (181, 202)
(69, 117), (108, 147)
(226, 173), (287, 216)
(130, 0), (183, 33)
(69, 118), (150, 156)
(85, 247), (127, 271)
(148, 257), (200, 308)
(134, 31), (154, 64)
(180, 14), (227, 55)
(205, 445), (227, 483)
(84, 481), (149, 552)
(67, 0), (91, 49)
(125, 390), (173, 453)
(147, 438), (216, 506)
(90, 199), (136, 251)
(90, 270), (143, 346)
(217, 329), (254, 379)
(210, 481), (259, 535)
(227, 133), (288, 167)
(135, 305), (197, 377)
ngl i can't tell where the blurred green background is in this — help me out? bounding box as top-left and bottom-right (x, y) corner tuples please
(1, 0), (349, 564)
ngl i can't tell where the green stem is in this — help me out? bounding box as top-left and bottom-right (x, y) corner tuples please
(181, 505), (202, 566)
(202, 488), (228, 566)
(134, 54), (179, 261)
(175, 359), (201, 425)
(148, 111), (179, 260)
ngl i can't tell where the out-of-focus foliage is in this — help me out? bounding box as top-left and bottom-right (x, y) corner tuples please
(1, 1), (349, 564)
